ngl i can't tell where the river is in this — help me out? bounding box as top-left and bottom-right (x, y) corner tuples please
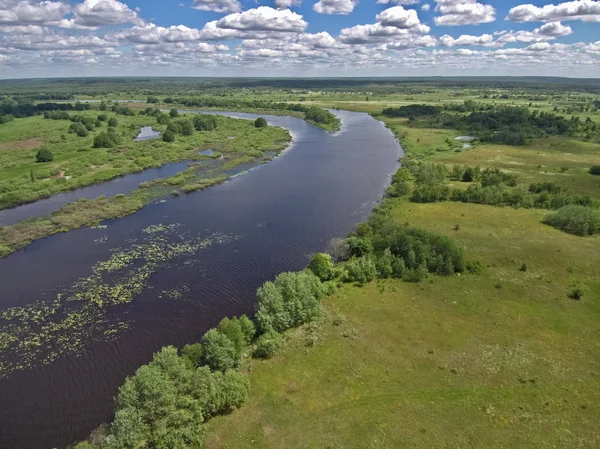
(0, 110), (403, 449)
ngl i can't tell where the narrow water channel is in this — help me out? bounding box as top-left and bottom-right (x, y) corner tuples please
(0, 110), (403, 449)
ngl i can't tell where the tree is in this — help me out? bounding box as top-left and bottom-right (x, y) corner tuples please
(237, 315), (256, 344)
(181, 343), (203, 368)
(98, 102), (107, 111)
(376, 248), (394, 278)
(343, 256), (377, 285)
(97, 114), (107, 121)
(93, 131), (120, 148)
(162, 130), (176, 142)
(255, 271), (323, 334)
(169, 108), (179, 118)
(202, 329), (237, 372)
(347, 236), (373, 257)
(36, 148), (54, 163)
(308, 253), (334, 281)
(179, 119), (194, 136)
(254, 117), (267, 128)
(217, 317), (246, 360)
(108, 117), (118, 127)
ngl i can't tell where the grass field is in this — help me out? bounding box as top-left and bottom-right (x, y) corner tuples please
(206, 199), (600, 448)
(205, 97), (600, 448)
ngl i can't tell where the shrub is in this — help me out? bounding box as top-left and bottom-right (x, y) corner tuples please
(346, 236), (373, 257)
(403, 264), (429, 283)
(543, 205), (600, 236)
(332, 314), (345, 326)
(179, 119), (194, 136)
(308, 252), (335, 281)
(327, 237), (350, 262)
(193, 114), (218, 131)
(590, 166), (600, 176)
(376, 248), (394, 278)
(93, 131), (120, 148)
(568, 286), (584, 300)
(255, 271), (323, 334)
(181, 343), (203, 368)
(107, 117), (118, 127)
(254, 117), (268, 128)
(97, 114), (107, 121)
(169, 108), (179, 118)
(253, 331), (283, 359)
(202, 329), (238, 372)
(35, 148), (54, 163)
(343, 256), (377, 285)
(162, 130), (176, 142)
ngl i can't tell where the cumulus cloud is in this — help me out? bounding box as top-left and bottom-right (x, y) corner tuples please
(313, 0), (358, 15)
(0, 0), (68, 26)
(507, 0), (600, 23)
(191, 0), (242, 14)
(70, 0), (143, 28)
(439, 33), (494, 46)
(434, 0), (496, 26)
(421, 3), (431, 11)
(496, 21), (573, 44)
(377, 6), (423, 28)
(216, 6), (307, 32)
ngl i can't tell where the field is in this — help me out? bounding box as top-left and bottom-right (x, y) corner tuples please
(203, 80), (600, 448)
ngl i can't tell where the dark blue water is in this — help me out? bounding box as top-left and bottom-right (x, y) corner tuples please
(0, 110), (403, 449)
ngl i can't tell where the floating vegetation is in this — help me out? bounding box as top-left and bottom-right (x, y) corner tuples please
(0, 224), (239, 378)
(159, 284), (191, 300)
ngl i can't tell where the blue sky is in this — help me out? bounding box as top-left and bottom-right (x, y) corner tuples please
(0, 0), (599, 78)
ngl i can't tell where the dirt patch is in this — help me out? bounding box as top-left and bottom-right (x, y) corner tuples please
(0, 138), (44, 151)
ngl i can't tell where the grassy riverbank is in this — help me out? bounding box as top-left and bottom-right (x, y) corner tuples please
(204, 100), (600, 447)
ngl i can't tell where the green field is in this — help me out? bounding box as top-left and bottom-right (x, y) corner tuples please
(204, 86), (600, 449)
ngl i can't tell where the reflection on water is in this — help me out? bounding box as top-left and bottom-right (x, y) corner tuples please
(133, 126), (161, 141)
(0, 110), (403, 449)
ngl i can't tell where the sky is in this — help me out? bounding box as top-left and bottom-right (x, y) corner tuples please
(0, 0), (599, 79)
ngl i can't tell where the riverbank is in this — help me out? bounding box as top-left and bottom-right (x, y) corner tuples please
(203, 106), (600, 447)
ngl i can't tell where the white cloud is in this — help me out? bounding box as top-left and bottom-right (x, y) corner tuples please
(377, 6), (422, 28)
(110, 24), (207, 44)
(192, 0), (242, 14)
(434, 0), (496, 26)
(0, 0), (68, 26)
(496, 22), (572, 45)
(71, 0), (143, 28)
(421, 3), (431, 11)
(313, 0), (358, 15)
(376, 0), (421, 5)
(216, 6), (307, 32)
(439, 33), (495, 46)
(507, 0), (600, 23)
(275, 0), (302, 8)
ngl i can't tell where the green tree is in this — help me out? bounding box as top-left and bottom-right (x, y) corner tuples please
(308, 252), (335, 281)
(35, 148), (54, 163)
(170, 108), (179, 118)
(202, 329), (237, 372)
(108, 117), (118, 127)
(376, 248), (394, 278)
(181, 343), (203, 368)
(254, 117), (267, 128)
(179, 119), (194, 136)
(162, 130), (176, 142)
(237, 315), (256, 344)
(217, 317), (246, 360)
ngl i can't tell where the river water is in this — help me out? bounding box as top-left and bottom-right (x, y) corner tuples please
(0, 110), (403, 449)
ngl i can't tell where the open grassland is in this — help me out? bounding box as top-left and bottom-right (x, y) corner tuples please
(207, 198), (600, 449)
(206, 92), (600, 448)
(0, 112), (290, 210)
